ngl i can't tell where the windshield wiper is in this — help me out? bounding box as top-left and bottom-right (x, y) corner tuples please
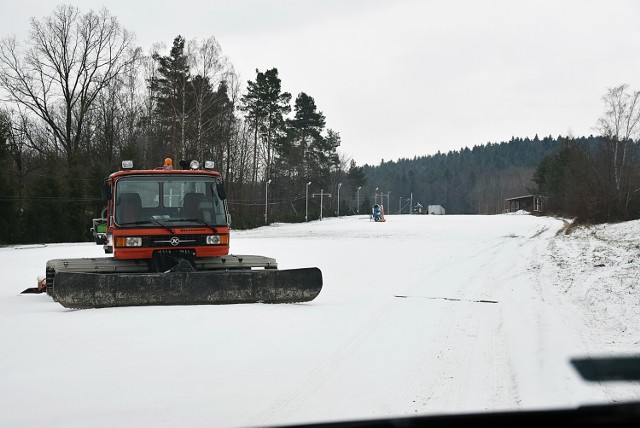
(118, 219), (174, 234)
(149, 218), (175, 234)
(173, 218), (217, 232)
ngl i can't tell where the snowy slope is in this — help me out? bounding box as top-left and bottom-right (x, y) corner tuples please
(0, 213), (638, 427)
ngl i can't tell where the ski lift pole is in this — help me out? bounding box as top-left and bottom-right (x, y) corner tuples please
(312, 190), (331, 220)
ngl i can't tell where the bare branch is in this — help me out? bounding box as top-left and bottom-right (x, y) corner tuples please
(0, 5), (138, 165)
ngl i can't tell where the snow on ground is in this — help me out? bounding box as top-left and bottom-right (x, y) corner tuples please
(0, 213), (639, 427)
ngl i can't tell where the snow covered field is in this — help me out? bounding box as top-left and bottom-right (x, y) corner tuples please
(1, 213), (639, 427)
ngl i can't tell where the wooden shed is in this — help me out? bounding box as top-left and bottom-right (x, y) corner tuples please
(505, 195), (545, 214)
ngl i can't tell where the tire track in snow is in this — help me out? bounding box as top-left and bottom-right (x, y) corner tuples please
(249, 236), (506, 424)
(399, 219), (563, 413)
(248, 302), (395, 426)
(404, 234), (523, 413)
(501, 219), (612, 408)
(249, 216), (567, 423)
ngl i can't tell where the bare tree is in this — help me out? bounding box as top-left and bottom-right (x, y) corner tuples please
(187, 36), (228, 162)
(88, 46), (143, 169)
(596, 84), (640, 218)
(138, 43), (165, 166)
(0, 5), (138, 166)
(221, 67), (242, 180)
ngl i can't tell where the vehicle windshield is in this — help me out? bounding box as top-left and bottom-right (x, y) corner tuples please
(114, 175), (227, 227)
(4, 2), (640, 428)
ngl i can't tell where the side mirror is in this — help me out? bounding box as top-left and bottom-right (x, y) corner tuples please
(215, 179), (226, 201)
(90, 218), (107, 245)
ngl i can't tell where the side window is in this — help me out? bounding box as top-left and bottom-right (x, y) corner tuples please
(210, 182), (228, 224)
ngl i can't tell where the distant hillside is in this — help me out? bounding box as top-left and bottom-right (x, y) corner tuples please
(359, 135), (597, 214)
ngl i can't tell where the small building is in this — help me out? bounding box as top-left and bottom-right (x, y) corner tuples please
(413, 202), (424, 214)
(428, 205), (445, 215)
(505, 195), (545, 214)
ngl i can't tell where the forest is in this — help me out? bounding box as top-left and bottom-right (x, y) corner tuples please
(1, 5), (639, 245)
(361, 129), (640, 226)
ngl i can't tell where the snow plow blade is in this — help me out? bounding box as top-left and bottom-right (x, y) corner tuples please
(52, 267), (322, 309)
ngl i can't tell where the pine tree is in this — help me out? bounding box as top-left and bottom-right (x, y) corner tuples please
(288, 92), (327, 183)
(240, 68), (290, 182)
(347, 159), (367, 188)
(150, 36), (191, 161)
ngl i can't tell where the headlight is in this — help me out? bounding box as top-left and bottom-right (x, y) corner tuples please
(190, 160), (200, 170)
(205, 235), (229, 245)
(115, 237), (142, 247)
(126, 237), (142, 247)
(206, 235), (221, 245)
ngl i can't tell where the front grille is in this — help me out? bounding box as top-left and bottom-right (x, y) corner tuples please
(145, 234), (206, 247)
(151, 249), (196, 272)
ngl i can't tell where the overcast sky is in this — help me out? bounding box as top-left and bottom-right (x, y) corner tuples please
(2, 0), (640, 166)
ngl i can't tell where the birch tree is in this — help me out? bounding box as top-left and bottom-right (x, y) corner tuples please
(596, 84), (640, 218)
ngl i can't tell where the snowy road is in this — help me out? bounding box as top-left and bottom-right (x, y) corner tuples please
(1, 214), (638, 427)
(234, 214), (570, 424)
